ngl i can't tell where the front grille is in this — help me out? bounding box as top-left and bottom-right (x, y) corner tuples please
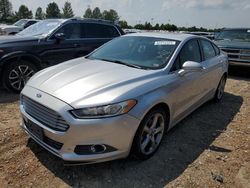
(221, 48), (250, 62)
(22, 96), (69, 132)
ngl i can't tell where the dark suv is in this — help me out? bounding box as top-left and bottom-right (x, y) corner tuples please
(0, 18), (124, 92)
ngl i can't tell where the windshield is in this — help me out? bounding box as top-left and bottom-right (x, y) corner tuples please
(216, 29), (250, 42)
(14, 19), (28, 27)
(17, 20), (62, 37)
(87, 36), (180, 69)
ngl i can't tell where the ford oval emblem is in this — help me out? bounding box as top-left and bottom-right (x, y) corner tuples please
(36, 93), (42, 98)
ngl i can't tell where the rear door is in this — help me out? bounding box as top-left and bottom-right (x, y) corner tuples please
(82, 23), (121, 53)
(199, 39), (223, 92)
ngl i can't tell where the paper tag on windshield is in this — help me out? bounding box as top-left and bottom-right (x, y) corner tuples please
(247, 30), (250, 33)
(154, 41), (176, 45)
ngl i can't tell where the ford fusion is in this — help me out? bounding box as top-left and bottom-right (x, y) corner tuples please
(20, 33), (228, 164)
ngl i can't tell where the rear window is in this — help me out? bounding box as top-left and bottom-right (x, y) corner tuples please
(84, 23), (120, 38)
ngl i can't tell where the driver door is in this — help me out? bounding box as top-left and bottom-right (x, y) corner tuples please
(40, 23), (84, 65)
(169, 39), (208, 124)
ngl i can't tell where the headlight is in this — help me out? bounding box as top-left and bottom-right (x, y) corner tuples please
(0, 29), (7, 35)
(70, 100), (137, 119)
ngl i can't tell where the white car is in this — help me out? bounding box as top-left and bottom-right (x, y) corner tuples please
(0, 19), (39, 35)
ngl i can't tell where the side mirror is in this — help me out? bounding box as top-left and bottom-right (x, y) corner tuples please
(54, 33), (66, 42)
(178, 61), (204, 76)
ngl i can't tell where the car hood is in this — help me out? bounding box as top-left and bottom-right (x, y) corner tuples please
(0, 35), (40, 44)
(27, 58), (161, 108)
(214, 40), (250, 49)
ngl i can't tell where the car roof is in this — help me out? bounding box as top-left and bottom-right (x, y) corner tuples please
(124, 32), (196, 42)
(20, 19), (40, 22)
(44, 18), (118, 26)
(66, 18), (116, 25)
(223, 28), (250, 30)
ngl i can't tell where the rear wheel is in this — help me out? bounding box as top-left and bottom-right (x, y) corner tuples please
(214, 75), (227, 102)
(3, 60), (37, 93)
(131, 108), (167, 160)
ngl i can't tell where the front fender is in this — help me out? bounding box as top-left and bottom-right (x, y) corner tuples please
(128, 87), (173, 127)
(0, 51), (41, 66)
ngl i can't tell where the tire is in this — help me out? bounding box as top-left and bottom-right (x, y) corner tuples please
(213, 75), (227, 102)
(3, 60), (37, 93)
(131, 108), (167, 160)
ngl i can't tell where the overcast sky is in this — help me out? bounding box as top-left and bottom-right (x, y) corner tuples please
(11, 0), (250, 28)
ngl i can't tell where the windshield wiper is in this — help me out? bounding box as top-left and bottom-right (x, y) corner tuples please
(98, 58), (143, 69)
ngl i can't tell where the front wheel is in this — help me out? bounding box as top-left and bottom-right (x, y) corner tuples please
(213, 75), (227, 102)
(131, 108), (167, 160)
(3, 60), (37, 93)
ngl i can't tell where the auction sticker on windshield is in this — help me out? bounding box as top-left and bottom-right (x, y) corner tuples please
(154, 41), (176, 45)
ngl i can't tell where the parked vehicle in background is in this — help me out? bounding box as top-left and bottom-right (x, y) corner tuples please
(214, 28), (250, 67)
(20, 33), (228, 164)
(0, 18), (124, 92)
(124, 29), (141, 34)
(188, 32), (215, 40)
(0, 19), (39, 35)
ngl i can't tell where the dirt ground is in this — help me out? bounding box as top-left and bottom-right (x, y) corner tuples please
(0, 66), (249, 188)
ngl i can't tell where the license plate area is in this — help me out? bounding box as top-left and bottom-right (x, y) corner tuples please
(26, 119), (44, 141)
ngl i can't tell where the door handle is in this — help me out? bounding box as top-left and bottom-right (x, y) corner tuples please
(74, 44), (80, 47)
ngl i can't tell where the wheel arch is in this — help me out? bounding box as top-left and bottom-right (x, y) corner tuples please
(142, 102), (171, 130)
(0, 52), (42, 78)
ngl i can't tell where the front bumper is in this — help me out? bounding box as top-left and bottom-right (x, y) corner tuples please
(20, 86), (140, 163)
(229, 60), (250, 67)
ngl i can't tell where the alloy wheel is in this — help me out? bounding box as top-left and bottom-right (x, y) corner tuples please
(140, 113), (165, 155)
(8, 65), (35, 91)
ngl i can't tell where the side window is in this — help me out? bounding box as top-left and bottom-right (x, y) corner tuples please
(200, 40), (216, 60)
(84, 23), (119, 38)
(55, 23), (83, 39)
(171, 39), (201, 71)
(24, 21), (36, 28)
(212, 43), (220, 56)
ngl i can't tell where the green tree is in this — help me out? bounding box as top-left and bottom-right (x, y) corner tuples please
(62, 1), (74, 18)
(102, 9), (119, 22)
(83, 7), (92, 18)
(134, 24), (144, 30)
(154, 23), (160, 30)
(92, 7), (102, 19)
(144, 22), (152, 30)
(15, 5), (33, 20)
(119, 20), (128, 28)
(46, 2), (61, 18)
(0, 0), (13, 23)
(35, 7), (45, 20)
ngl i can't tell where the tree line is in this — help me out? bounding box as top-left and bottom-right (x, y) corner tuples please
(0, 0), (219, 32)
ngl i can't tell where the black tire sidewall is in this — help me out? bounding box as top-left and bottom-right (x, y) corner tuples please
(131, 108), (167, 160)
(3, 60), (37, 93)
(214, 75), (227, 102)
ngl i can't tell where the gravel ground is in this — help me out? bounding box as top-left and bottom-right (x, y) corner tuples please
(0, 66), (249, 188)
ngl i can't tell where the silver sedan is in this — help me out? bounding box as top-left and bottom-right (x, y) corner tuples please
(20, 33), (228, 164)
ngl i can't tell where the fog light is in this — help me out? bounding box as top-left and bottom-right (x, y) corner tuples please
(90, 144), (106, 153)
(74, 144), (117, 155)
